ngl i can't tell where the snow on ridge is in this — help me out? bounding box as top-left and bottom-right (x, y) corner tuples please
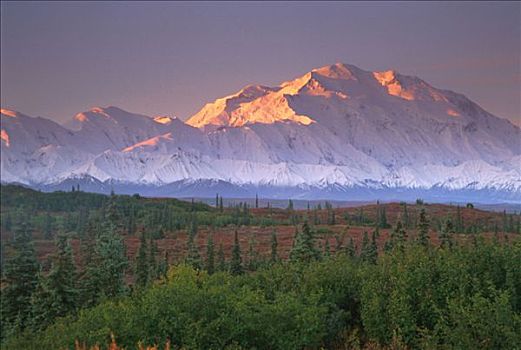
(1, 62), (520, 199)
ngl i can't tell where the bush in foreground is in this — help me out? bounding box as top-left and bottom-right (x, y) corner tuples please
(4, 239), (521, 349)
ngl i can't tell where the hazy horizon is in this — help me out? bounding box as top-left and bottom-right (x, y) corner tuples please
(1, 1), (519, 125)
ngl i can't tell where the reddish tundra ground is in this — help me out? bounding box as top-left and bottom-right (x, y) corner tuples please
(24, 202), (517, 276)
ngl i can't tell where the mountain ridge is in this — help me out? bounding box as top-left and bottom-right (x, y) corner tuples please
(1, 63), (520, 202)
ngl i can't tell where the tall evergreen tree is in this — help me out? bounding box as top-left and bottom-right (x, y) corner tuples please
(324, 239), (331, 259)
(206, 234), (215, 275)
(157, 251), (169, 280)
(135, 231), (149, 288)
(76, 207), (89, 238)
(417, 208), (430, 247)
(77, 219), (97, 306)
(380, 206), (389, 228)
(358, 208), (364, 225)
(148, 239), (158, 280)
(82, 220), (128, 305)
(31, 233), (78, 330)
(290, 222), (319, 263)
(217, 243), (226, 272)
(270, 230), (278, 263)
(255, 194), (259, 209)
(360, 232), (371, 261)
(126, 206), (136, 236)
(440, 218), (455, 249)
(402, 203), (409, 229)
(247, 237), (257, 271)
(230, 230), (243, 275)
(383, 238), (393, 253)
(392, 220), (407, 251)
(370, 230), (378, 262)
(345, 237), (356, 257)
(0, 223), (40, 336)
(455, 205), (463, 233)
(30, 272), (53, 331)
(185, 231), (202, 270)
(334, 231), (346, 252)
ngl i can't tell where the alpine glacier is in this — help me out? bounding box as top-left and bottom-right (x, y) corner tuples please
(1, 63), (520, 202)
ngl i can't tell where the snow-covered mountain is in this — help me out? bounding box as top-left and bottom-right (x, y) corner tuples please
(1, 63), (520, 202)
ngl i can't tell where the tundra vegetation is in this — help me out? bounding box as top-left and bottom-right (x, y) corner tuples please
(1, 185), (520, 349)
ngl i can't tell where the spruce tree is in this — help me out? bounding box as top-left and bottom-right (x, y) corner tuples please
(456, 205), (463, 233)
(383, 238), (393, 253)
(46, 234), (77, 312)
(360, 232), (371, 262)
(230, 230), (243, 275)
(290, 222), (319, 263)
(402, 203), (409, 229)
(247, 237), (257, 271)
(440, 218), (455, 249)
(77, 220), (97, 306)
(148, 238), (158, 280)
(206, 234), (215, 275)
(157, 250), (169, 280)
(270, 230), (278, 263)
(358, 208), (364, 225)
(345, 237), (356, 257)
(508, 215), (514, 233)
(217, 243), (226, 272)
(324, 239), (331, 259)
(370, 230), (378, 263)
(82, 220), (128, 304)
(417, 208), (430, 247)
(373, 224), (380, 240)
(185, 230), (202, 270)
(334, 231), (346, 252)
(392, 220), (407, 251)
(1, 223), (40, 336)
(31, 234), (78, 330)
(128, 207), (137, 236)
(30, 271), (53, 331)
(135, 231), (149, 288)
(380, 206), (389, 228)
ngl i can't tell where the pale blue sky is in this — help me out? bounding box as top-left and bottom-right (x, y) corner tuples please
(1, 1), (519, 124)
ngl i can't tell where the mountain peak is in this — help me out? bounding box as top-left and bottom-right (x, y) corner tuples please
(311, 62), (360, 80)
(2, 61), (519, 201)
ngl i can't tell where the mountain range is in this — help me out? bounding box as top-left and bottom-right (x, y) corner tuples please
(1, 63), (520, 202)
